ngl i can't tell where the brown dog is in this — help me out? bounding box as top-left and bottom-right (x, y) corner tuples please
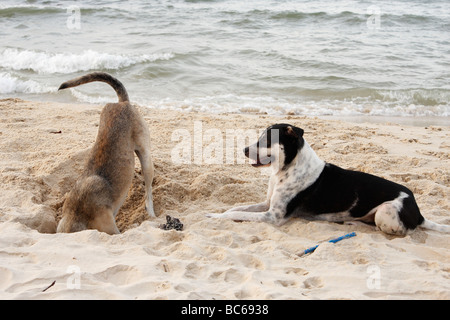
(57, 72), (155, 234)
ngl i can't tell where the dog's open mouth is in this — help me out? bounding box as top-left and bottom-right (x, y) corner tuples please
(249, 156), (272, 167)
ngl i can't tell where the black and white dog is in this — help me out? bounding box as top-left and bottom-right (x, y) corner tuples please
(207, 124), (449, 235)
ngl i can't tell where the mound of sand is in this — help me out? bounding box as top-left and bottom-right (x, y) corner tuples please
(0, 98), (449, 299)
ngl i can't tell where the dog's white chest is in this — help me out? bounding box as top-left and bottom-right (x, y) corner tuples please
(269, 141), (325, 216)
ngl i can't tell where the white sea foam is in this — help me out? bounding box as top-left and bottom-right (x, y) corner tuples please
(66, 90), (450, 117)
(143, 94), (450, 117)
(0, 49), (174, 74)
(67, 89), (114, 105)
(0, 73), (55, 95)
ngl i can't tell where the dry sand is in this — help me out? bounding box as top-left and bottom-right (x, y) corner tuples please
(0, 98), (449, 299)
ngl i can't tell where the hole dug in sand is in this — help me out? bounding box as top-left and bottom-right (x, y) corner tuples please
(5, 149), (154, 234)
(16, 154), (253, 234)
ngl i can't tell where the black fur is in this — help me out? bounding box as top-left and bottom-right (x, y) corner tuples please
(286, 163), (424, 228)
(256, 124), (305, 167)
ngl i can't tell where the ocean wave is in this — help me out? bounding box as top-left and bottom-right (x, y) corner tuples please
(63, 84), (450, 117)
(375, 89), (450, 107)
(0, 73), (55, 95)
(270, 10), (328, 21)
(0, 5), (62, 17)
(221, 8), (448, 28)
(67, 88), (115, 105)
(0, 49), (174, 74)
(141, 92), (450, 117)
(226, 9), (367, 25)
(0, 3), (128, 15)
(389, 13), (447, 24)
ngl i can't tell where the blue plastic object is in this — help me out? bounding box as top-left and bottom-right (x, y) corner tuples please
(299, 232), (357, 257)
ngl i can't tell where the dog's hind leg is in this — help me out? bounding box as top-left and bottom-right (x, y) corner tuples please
(374, 203), (407, 235)
(135, 126), (156, 218)
(373, 193), (409, 236)
(137, 151), (155, 218)
(142, 159), (156, 218)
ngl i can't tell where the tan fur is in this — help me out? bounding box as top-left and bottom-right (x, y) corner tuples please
(57, 73), (155, 235)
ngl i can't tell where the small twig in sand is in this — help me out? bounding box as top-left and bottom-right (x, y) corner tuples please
(42, 280), (56, 292)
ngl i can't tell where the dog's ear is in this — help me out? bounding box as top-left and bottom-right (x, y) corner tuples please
(286, 126), (304, 139)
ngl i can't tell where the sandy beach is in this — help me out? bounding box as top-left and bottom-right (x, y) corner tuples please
(0, 98), (449, 300)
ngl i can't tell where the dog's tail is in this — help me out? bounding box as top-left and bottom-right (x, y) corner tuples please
(58, 72), (129, 103)
(419, 219), (450, 233)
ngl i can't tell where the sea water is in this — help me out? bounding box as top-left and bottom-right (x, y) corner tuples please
(0, 0), (449, 119)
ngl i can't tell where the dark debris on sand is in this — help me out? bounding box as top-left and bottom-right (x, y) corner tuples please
(159, 215), (183, 231)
